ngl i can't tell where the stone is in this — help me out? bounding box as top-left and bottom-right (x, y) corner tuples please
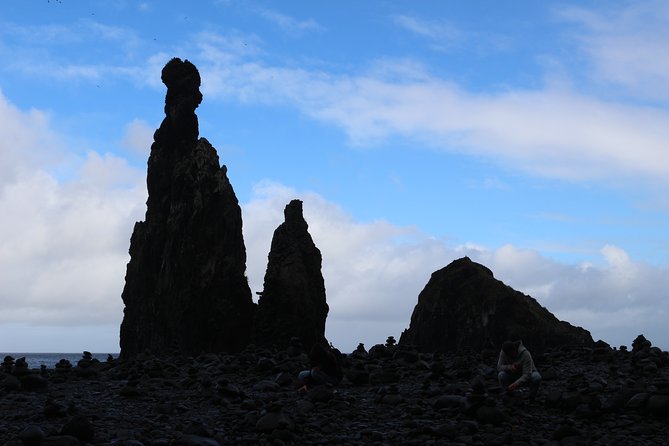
(44, 398), (68, 417)
(632, 334), (652, 352)
(255, 199), (328, 351)
(368, 344), (390, 359)
(60, 415), (94, 443)
(0, 341), (669, 445)
(307, 385), (334, 403)
(1, 374), (20, 391)
(19, 374), (48, 391)
(119, 58), (254, 357)
(561, 392), (584, 412)
(119, 384), (144, 397)
(1, 355), (14, 373)
(274, 372), (294, 387)
(351, 343), (368, 359)
(255, 412), (294, 432)
(457, 420), (479, 433)
(369, 368), (400, 385)
(55, 359), (72, 374)
(13, 358), (29, 376)
(252, 380), (279, 392)
(255, 357), (276, 372)
(626, 392), (650, 409)
(475, 406), (507, 425)
(433, 395), (465, 410)
(646, 395), (669, 415)
(551, 423), (582, 441)
(379, 393), (403, 405)
(399, 257), (593, 353)
(346, 366), (370, 386)
(41, 436), (81, 446)
(18, 426), (45, 446)
(180, 435), (220, 446)
(432, 422), (457, 439)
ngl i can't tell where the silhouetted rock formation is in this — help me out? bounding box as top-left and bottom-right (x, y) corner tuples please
(399, 257), (593, 353)
(119, 58), (254, 358)
(255, 200), (328, 351)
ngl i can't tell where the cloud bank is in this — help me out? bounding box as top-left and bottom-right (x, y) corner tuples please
(0, 91), (146, 351)
(1, 90), (668, 352)
(242, 182), (669, 352)
(190, 30), (669, 188)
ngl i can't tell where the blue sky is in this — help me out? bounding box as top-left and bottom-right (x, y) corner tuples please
(1, 0), (668, 353)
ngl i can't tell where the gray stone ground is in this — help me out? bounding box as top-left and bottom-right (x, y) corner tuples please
(1, 340), (668, 445)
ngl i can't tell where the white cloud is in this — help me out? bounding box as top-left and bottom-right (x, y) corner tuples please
(256, 8), (323, 35)
(473, 243), (669, 349)
(192, 32), (669, 186)
(120, 118), (154, 157)
(0, 154), (146, 325)
(242, 181), (453, 349)
(0, 89), (63, 187)
(2, 19), (143, 49)
(4, 14), (668, 187)
(392, 14), (464, 52)
(0, 19), (152, 84)
(558, 1), (669, 101)
(0, 94), (146, 346)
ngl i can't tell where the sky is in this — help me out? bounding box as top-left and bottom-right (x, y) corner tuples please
(1, 0), (668, 353)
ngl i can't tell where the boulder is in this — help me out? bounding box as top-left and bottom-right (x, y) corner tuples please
(119, 58), (254, 357)
(255, 200), (328, 351)
(399, 257), (593, 353)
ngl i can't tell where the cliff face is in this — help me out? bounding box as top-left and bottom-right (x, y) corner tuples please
(119, 58), (254, 357)
(255, 200), (329, 351)
(399, 257), (593, 353)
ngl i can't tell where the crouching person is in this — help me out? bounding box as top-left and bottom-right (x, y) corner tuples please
(298, 342), (343, 392)
(497, 340), (541, 400)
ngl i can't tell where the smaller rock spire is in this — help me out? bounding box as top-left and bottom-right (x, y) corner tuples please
(255, 199), (329, 351)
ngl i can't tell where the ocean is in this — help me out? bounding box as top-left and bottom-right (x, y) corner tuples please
(1, 353), (119, 368)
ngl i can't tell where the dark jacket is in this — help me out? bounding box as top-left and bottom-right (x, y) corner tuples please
(310, 343), (343, 382)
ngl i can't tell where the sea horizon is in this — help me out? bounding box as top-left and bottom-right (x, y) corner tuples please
(1, 352), (119, 368)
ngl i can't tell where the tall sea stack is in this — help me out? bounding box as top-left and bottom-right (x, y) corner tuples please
(399, 257), (593, 353)
(119, 58), (254, 357)
(255, 200), (329, 351)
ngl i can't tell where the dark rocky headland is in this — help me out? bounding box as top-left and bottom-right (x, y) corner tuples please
(2, 59), (668, 445)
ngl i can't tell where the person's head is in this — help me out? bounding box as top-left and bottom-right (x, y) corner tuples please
(502, 340), (518, 358)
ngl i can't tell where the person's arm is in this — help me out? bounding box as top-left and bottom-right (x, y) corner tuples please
(510, 352), (532, 387)
(497, 351), (517, 372)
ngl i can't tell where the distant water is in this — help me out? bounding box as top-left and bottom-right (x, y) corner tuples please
(1, 353), (118, 369)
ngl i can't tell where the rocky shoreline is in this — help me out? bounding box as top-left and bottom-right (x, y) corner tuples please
(5, 57), (666, 446)
(2, 335), (668, 445)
